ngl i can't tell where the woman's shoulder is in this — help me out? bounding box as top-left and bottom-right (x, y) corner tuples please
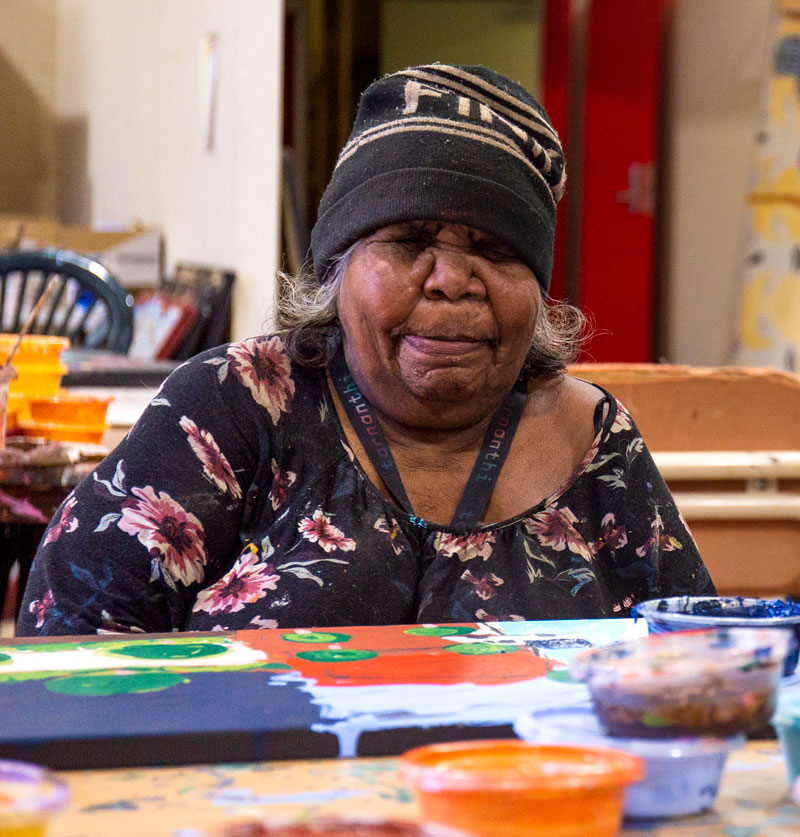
(150, 334), (327, 435)
(170, 334), (323, 389)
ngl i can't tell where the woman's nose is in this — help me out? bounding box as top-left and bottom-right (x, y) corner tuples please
(421, 247), (486, 301)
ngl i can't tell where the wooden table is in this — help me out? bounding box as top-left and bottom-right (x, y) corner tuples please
(47, 741), (798, 837)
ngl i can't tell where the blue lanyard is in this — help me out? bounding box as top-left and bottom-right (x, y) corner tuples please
(329, 345), (527, 528)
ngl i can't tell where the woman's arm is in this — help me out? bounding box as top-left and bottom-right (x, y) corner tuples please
(16, 345), (264, 636)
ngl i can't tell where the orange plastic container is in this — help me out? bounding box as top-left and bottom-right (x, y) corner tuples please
(17, 420), (106, 445)
(397, 740), (643, 837)
(0, 335), (69, 398)
(27, 392), (112, 427)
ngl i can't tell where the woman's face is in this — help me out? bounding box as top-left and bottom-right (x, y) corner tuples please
(337, 221), (542, 430)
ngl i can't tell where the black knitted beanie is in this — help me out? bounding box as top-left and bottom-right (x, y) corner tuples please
(310, 63), (566, 294)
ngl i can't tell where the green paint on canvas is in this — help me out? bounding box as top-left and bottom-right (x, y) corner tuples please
(107, 643), (229, 660)
(282, 632), (352, 644)
(404, 626), (475, 637)
(545, 669), (575, 683)
(442, 642), (518, 655)
(295, 649), (378, 663)
(45, 671), (189, 696)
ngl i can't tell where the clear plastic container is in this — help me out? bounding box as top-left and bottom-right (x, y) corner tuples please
(515, 706), (743, 819)
(570, 627), (788, 738)
(632, 596), (800, 677)
(0, 759), (68, 836)
(397, 739), (642, 837)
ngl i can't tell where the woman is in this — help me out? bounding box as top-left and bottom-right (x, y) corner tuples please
(17, 64), (715, 635)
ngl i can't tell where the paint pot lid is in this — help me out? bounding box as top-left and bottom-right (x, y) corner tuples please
(397, 739), (643, 792)
(514, 706), (745, 758)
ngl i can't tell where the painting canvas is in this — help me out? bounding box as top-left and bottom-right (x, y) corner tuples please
(0, 618), (646, 769)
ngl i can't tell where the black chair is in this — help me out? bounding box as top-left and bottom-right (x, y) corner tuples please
(0, 248), (134, 352)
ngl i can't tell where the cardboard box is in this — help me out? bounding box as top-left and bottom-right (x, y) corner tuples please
(568, 363), (800, 597)
(0, 214), (164, 289)
(569, 363), (800, 451)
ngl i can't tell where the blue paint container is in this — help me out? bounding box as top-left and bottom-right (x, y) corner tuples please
(632, 596), (800, 677)
(514, 706), (744, 819)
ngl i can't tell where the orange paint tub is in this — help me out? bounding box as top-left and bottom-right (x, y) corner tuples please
(26, 392), (112, 427)
(0, 335), (69, 399)
(398, 740), (643, 837)
(17, 420), (106, 445)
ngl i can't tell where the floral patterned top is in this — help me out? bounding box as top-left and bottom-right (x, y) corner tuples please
(17, 335), (716, 636)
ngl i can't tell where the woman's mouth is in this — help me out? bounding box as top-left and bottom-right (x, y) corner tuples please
(398, 334), (491, 356)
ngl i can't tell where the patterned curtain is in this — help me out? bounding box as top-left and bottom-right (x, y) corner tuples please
(732, 0), (800, 370)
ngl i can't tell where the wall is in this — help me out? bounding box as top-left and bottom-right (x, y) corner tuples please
(0, 0), (58, 216)
(660, 0), (773, 365)
(3, 0), (284, 341)
(380, 0), (541, 97)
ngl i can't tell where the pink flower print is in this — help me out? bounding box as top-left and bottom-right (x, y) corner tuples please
(576, 443), (600, 474)
(612, 595), (634, 613)
(461, 569), (504, 600)
(525, 505), (593, 561)
(228, 336), (295, 425)
(589, 513), (628, 554)
(118, 486), (208, 585)
(192, 545), (280, 615)
(610, 404), (633, 433)
(298, 509), (356, 553)
(433, 532), (496, 562)
(179, 416), (241, 498)
(269, 459), (297, 510)
(43, 496), (79, 546)
(29, 590), (54, 628)
(374, 515), (403, 555)
(635, 513), (683, 558)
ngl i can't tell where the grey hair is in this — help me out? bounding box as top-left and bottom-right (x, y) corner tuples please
(273, 244), (589, 378)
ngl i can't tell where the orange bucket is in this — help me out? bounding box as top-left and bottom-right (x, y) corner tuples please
(398, 740), (643, 837)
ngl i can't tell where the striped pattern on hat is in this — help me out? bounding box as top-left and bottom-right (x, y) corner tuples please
(311, 63), (566, 293)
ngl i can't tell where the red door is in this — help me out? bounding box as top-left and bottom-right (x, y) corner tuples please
(543, 0), (666, 362)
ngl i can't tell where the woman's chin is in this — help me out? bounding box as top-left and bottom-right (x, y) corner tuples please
(396, 368), (505, 426)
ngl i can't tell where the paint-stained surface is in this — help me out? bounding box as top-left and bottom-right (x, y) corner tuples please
(46, 742), (800, 837)
(0, 619), (646, 767)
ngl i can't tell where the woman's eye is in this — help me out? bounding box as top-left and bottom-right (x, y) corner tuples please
(474, 242), (519, 263)
(390, 235), (431, 253)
